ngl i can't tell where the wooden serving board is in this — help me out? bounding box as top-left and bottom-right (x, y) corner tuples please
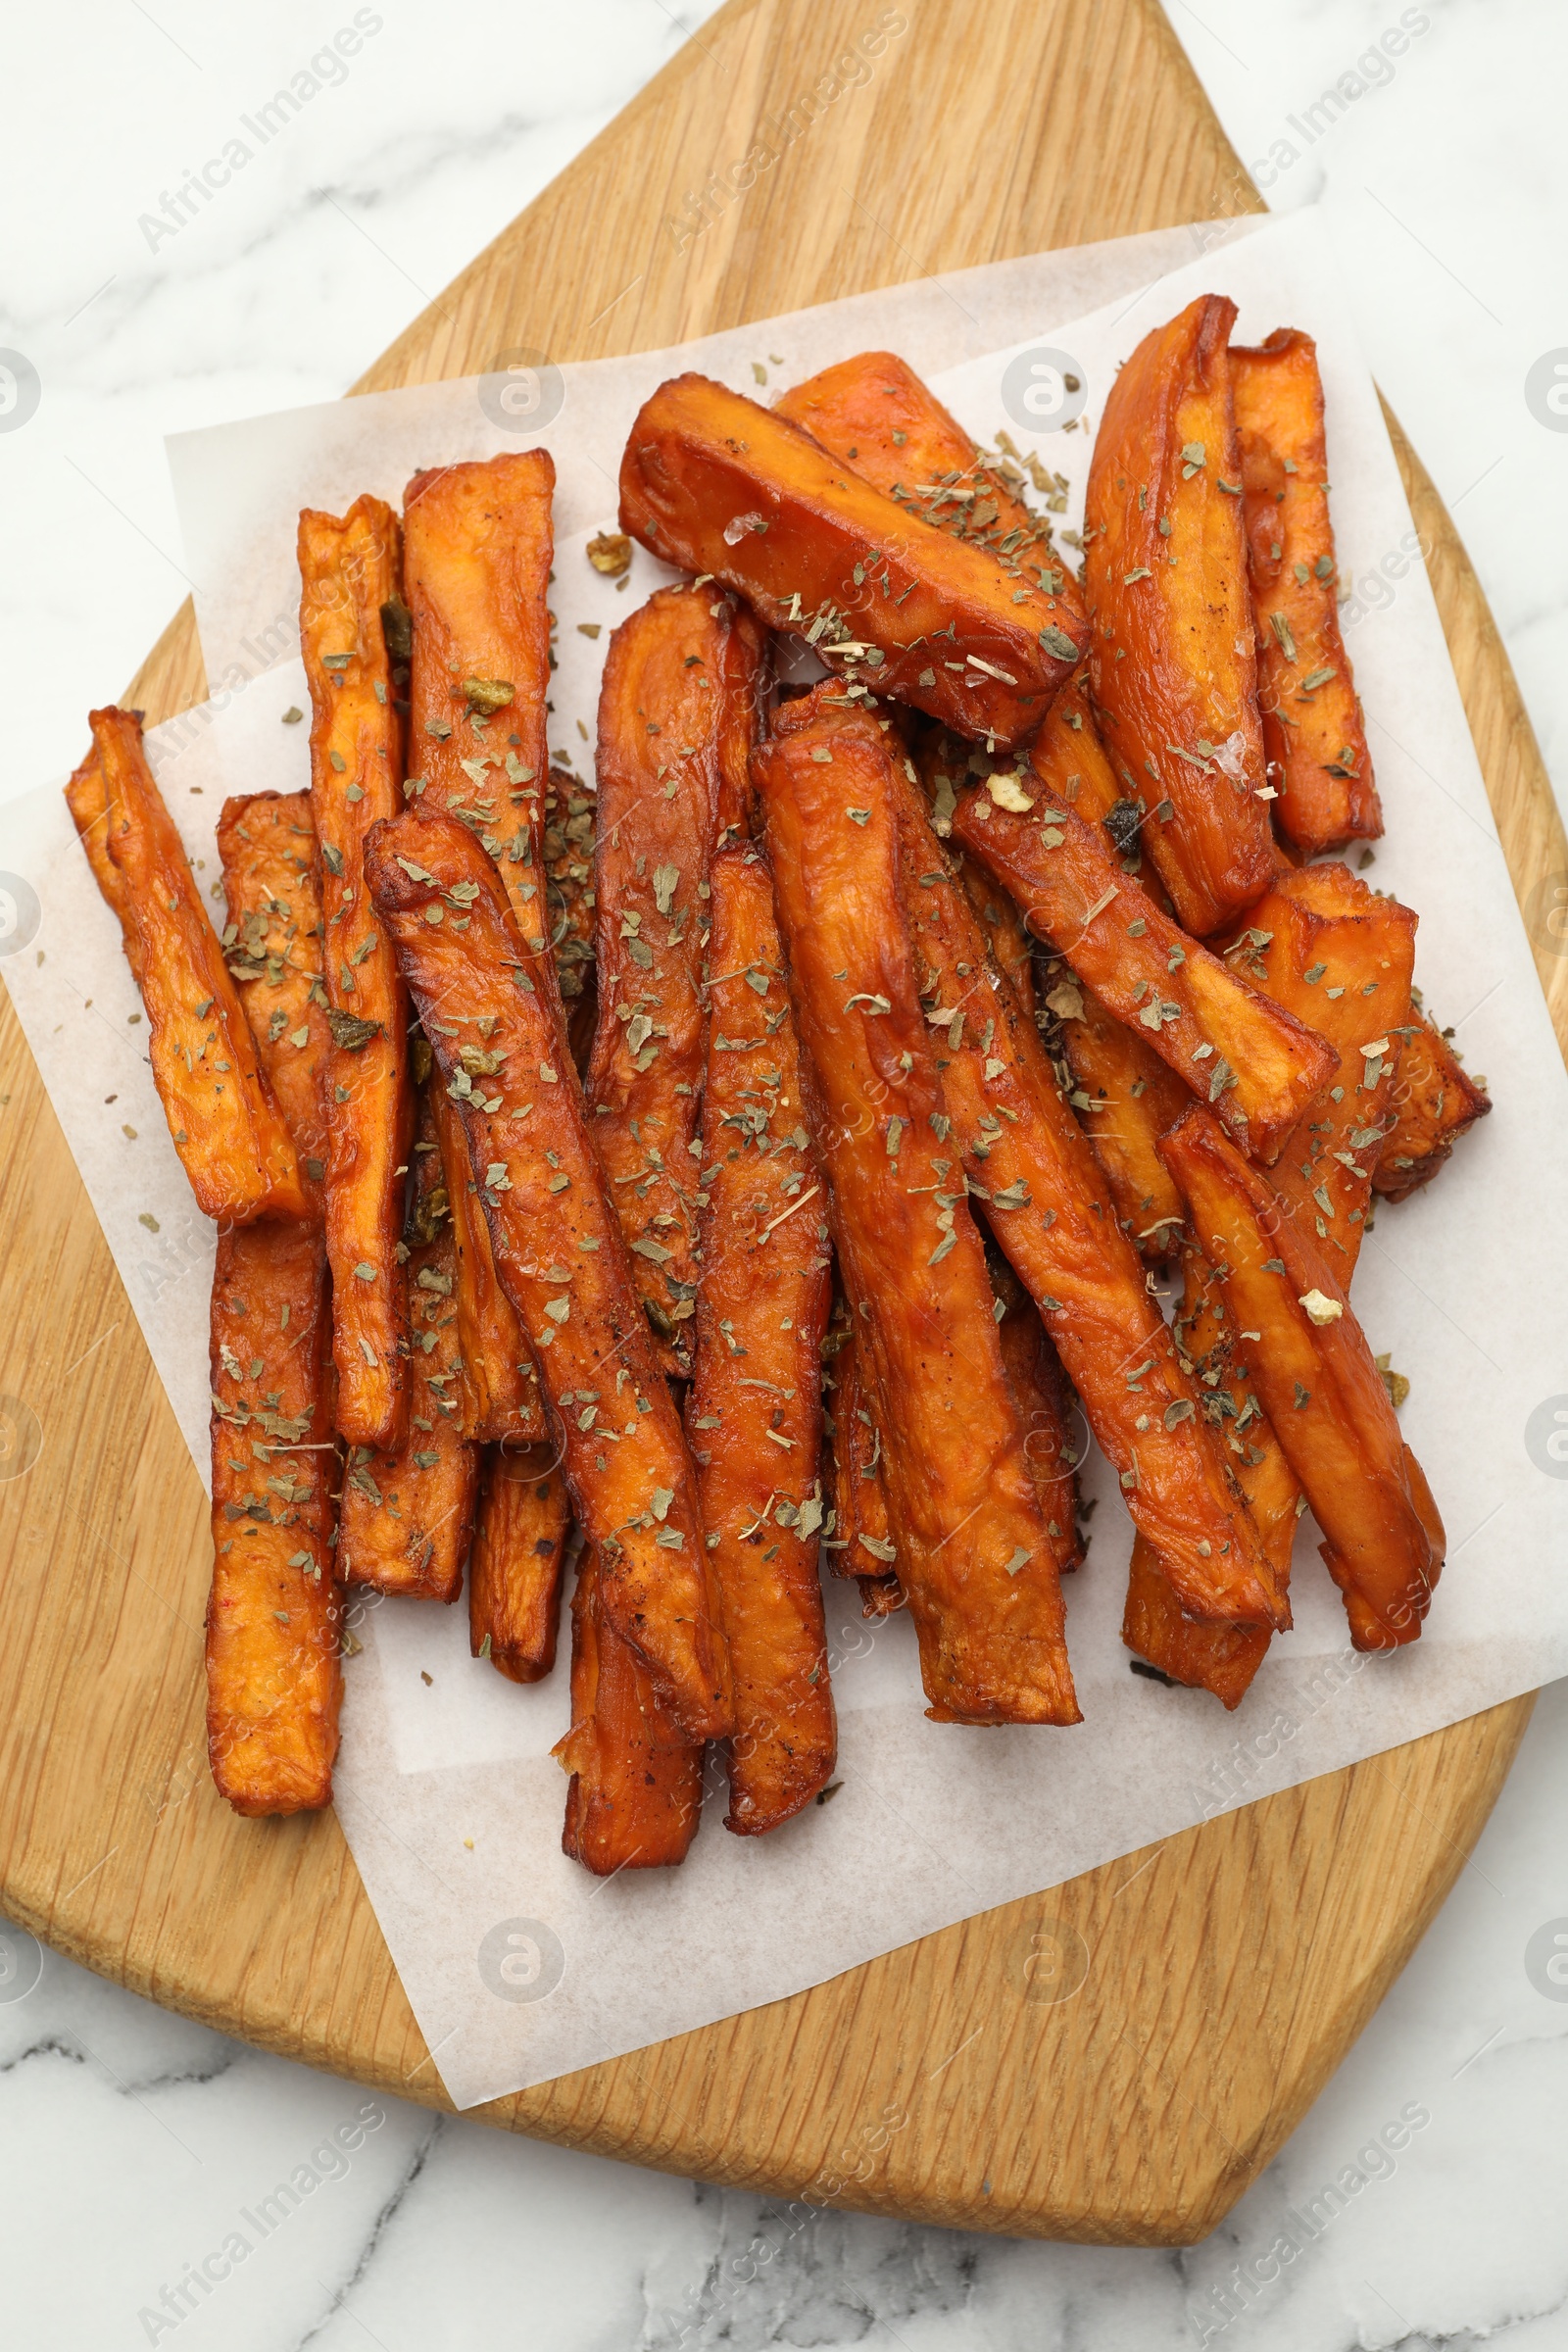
(0, 0), (1559, 2246)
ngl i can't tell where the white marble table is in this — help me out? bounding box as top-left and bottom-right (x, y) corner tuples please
(4, 3), (1567, 2342)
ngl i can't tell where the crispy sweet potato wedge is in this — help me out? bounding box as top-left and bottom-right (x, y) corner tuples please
(1232, 330), (1382, 855)
(216, 790), (333, 1210)
(588, 582), (767, 1374)
(1372, 1005), (1491, 1201)
(1223, 863), (1415, 1279)
(1159, 1104), (1444, 1649)
(952, 773), (1336, 1163)
(299, 496), (412, 1448)
(85, 708), (310, 1224)
(689, 846), (836, 1833)
(403, 453), (556, 968)
(885, 741), (1283, 1629)
(824, 1321), (902, 1614)
(364, 808), (731, 1741)
(555, 1547), (705, 1875)
(1045, 978), (1191, 1260)
(1085, 296), (1278, 934)
(775, 348), (1059, 564)
(1122, 1244), (1300, 1708)
(619, 373), (1087, 746)
(756, 697), (1081, 1726)
(66, 742), (142, 980)
(429, 1080), (546, 1443)
(468, 1444), (570, 1682)
(339, 1095), (479, 1598)
(207, 1220), (340, 1815)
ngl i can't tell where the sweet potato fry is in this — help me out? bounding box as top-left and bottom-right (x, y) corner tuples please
(364, 808), (732, 1740)
(1113, 874), (1436, 1690)
(1085, 295), (1278, 934)
(1044, 977), (1191, 1260)
(84, 707), (310, 1224)
(775, 348), (1058, 564)
(1372, 1005), (1491, 1201)
(216, 791), (333, 1209)
(1231, 331), (1382, 855)
(66, 742), (141, 980)
(299, 496), (412, 1447)
(555, 1548), (704, 1875)
(468, 1444), (570, 1682)
(755, 697), (1081, 1726)
(587, 582), (767, 1374)
(688, 846), (835, 1833)
(883, 736), (1283, 1629)
(1121, 1244), (1300, 1709)
(429, 1081), (546, 1443)
(338, 1095), (479, 1598)
(402, 453), (556, 968)
(1223, 863), (1415, 1279)
(993, 1263), (1083, 1572)
(952, 774), (1336, 1163)
(207, 1219), (340, 1815)
(619, 373), (1087, 746)
(1159, 1104), (1444, 1649)
(824, 1322), (902, 1614)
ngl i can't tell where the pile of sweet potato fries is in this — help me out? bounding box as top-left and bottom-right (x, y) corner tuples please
(68, 296), (1489, 1871)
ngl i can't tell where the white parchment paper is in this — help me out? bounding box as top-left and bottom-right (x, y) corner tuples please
(6, 211), (1567, 2110)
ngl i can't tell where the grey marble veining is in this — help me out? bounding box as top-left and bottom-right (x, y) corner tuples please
(3, 3), (1567, 2345)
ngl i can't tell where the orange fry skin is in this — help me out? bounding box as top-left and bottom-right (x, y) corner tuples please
(216, 791), (334, 1213)
(364, 808), (732, 1742)
(87, 708), (310, 1224)
(1028, 669), (1128, 829)
(556, 1548), (704, 1875)
(207, 1221), (340, 1816)
(824, 1319), (900, 1599)
(1085, 295), (1278, 935)
(955, 853), (1035, 1017)
(338, 1101), (479, 1599)
(403, 453), (556, 968)
(775, 348), (1057, 561)
(690, 846), (836, 1835)
(1122, 1245), (1300, 1709)
(952, 777), (1336, 1164)
(1372, 1006), (1491, 1202)
(1223, 863), (1415, 1281)
(994, 1275), (1083, 1574)
(66, 743), (142, 981)
(299, 496), (412, 1448)
(1159, 1104), (1444, 1650)
(1232, 331), (1382, 855)
(890, 757), (1283, 1631)
(468, 1444), (570, 1682)
(429, 1081), (546, 1443)
(755, 697), (1079, 1727)
(588, 582), (767, 1375)
(1046, 978), (1191, 1261)
(619, 373), (1087, 747)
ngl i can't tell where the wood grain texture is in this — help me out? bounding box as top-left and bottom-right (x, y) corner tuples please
(0, 0), (1549, 2245)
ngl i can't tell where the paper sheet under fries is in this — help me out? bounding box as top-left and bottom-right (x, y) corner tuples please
(7, 212), (1568, 2110)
